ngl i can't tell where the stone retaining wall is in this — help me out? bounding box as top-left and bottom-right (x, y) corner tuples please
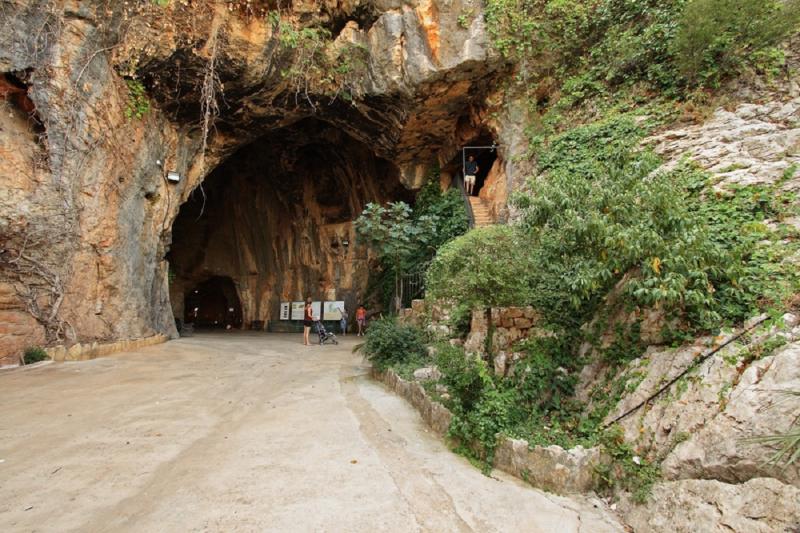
(464, 306), (554, 376)
(45, 334), (169, 362)
(373, 367), (603, 494)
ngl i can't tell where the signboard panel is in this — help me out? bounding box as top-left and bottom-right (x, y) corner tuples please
(290, 301), (305, 320)
(323, 301), (346, 321)
(311, 301), (322, 320)
(280, 302), (290, 320)
(290, 301), (323, 320)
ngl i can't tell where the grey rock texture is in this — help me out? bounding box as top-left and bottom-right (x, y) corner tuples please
(620, 477), (800, 533)
(661, 341), (800, 487)
(494, 439), (603, 494)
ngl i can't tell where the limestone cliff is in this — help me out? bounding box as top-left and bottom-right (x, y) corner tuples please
(0, 0), (509, 363)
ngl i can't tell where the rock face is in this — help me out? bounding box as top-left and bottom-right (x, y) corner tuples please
(647, 98), (800, 193)
(167, 118), (407, 326)
(620, 478), (800, 533)
(0, 0), (506, 362)
(661, 341), (800, 487)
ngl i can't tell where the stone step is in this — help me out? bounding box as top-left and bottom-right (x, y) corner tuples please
(468, 196), (493, 227)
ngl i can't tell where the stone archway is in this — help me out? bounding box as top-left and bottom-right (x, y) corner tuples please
(184, 276), (242, 329)
(166, 118), (409, 330)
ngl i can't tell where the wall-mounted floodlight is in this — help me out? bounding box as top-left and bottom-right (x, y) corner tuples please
(342, 238), (350, 249)
(167, 171), (181, 184)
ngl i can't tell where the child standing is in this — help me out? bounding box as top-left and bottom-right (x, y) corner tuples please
(356, 304), (367, 336)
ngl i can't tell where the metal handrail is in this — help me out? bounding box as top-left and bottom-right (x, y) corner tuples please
(453, 172), (475, 229)
(400, 266), (427, 309)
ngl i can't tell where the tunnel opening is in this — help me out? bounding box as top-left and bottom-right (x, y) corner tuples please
(441, 130), (499, 198)
(463, 134), (498, 198)
(184, 276), (243, 329)
(167, 118), (408, 331)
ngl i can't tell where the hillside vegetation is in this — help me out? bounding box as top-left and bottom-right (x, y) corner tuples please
(362, 0), (800, 504)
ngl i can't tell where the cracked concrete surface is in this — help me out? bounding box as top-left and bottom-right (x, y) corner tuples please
(0, 333), (623, 532)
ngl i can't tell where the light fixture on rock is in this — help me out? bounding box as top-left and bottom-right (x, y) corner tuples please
(167, 171), (181, 184)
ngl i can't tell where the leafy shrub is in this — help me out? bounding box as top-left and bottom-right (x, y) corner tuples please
(595, 426), (661, 503)
(124, 79), (150, 119)
(426, 225), (533, 309)
(435, 344), (490, 411)
(23, 346), (49, 365)
(361, 317), (427, 371)
(435, 344), (522, 463)
(358, 172), (467, 310)
(672, 0), (800, 87)
(509, 335), (579, 413)
(693, 183), (800, 327)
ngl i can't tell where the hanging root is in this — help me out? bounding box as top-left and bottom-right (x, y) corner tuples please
(196, 21), (222, 219)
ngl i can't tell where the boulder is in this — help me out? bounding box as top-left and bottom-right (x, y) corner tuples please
(661, 342), (800, 486)
(413, 366), (442, 381)
(494, 439), (603, 494)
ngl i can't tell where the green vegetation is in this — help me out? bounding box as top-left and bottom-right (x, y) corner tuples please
(428, 111), (800, 339)
(419, 106), (800, 501)
(370, 0), (800, 504)
(485, 0), (799, 102)
(358, 174), (468, 310)
(360, 317), (427, 372)
(124, 79), (150, 120)
(672, 0), (800, 87)
(426, 225), (530, 309)
(595, 427), (661, 504)
(23, 346), (49, 365)
(267, 13), (371, 102)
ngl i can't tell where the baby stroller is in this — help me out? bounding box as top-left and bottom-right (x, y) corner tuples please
(315, 320), (339, 345)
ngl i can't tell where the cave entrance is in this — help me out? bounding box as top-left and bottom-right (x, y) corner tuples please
(184, 276), (243, 329)
(462, 141), (498, 198)
(166, 118), (407, 331)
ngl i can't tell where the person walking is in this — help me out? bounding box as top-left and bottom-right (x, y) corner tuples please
(464, 155), (479, 196)
(303, 297), (314, 346)
(356, 304), (367, 337)
(339, 303), (348, 335)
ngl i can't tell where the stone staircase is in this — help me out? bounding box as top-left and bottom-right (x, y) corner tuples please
(468, 196), (493, 227)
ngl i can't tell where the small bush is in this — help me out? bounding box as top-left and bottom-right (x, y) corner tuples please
(672, 0), (800, 87)
(361, 317), (427, 371)
(124, 79), (150, 119)
(435, 344), (522, 464)
(426, 225), (533, 309)
(435, 344), (490, 411)
(595, 426), (661, 503)
(23, 346), (49, 365)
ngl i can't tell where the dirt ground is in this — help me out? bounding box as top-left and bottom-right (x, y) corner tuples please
(0, 333), (624, 532)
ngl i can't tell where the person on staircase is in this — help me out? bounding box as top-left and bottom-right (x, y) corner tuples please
(464, 155), (479, 196)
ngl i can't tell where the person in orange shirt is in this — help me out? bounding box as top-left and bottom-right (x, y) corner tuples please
(356, 304), (367, 337)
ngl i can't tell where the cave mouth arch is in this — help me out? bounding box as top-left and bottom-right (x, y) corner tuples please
(184, 276), (243, 329)
(166, 118), (409, 331)
(442, 130), (499, 197)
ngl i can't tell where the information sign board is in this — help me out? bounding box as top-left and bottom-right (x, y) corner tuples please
(323, 301), (346, 321)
